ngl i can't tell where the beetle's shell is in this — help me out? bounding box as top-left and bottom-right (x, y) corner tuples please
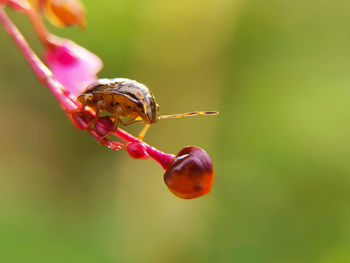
(78, 78), (159, 123)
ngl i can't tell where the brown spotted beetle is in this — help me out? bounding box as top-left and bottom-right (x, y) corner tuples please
(77, 78), (218, 140)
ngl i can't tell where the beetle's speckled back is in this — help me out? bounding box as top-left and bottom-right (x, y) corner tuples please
(78, 78), (159, 124)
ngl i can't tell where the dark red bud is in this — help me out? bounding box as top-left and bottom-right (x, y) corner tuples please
(164, 146), (214, 199)
(95, 117), (113, 137)
(70, 111), (94, 130)
(126, 142), (149, 160)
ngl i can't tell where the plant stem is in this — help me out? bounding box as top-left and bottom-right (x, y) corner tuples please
(0, 6), (175, 170)
(0, 7), (76, 111)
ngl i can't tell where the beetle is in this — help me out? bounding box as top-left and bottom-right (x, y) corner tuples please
(76, 78), (218, 140)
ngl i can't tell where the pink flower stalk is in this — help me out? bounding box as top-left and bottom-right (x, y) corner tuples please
(0, 4), (215, 199)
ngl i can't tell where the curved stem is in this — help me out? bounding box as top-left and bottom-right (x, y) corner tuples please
(0, 7), (75, 111)
(0, 6), (175, 170)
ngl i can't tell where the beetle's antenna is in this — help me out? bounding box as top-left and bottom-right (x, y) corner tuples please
(159, 111), (219, 120)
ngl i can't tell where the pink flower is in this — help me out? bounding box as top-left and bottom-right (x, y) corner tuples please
(44, 38), (103, 98)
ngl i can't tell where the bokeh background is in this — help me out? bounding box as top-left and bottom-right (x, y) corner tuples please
(1, 0), (350, 262)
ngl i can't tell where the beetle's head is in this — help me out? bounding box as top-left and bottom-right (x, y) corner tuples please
(143, 94), (159, 124)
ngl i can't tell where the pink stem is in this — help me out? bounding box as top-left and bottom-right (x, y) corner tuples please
(146, 146), (175, 170)
(0, 7), (76, 112)
(7, 0), (49, 45)
(0, 6), (175, 169)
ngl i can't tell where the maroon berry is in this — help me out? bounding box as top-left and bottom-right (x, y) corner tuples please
(164, 146), (214, 199)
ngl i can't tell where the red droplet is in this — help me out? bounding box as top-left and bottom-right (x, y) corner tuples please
(164, 146), (214, 199)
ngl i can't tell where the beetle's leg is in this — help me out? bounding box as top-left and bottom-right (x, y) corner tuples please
(119, 115), (149, 140)
(137, 124), (151, 141)
(101, 108), (121, 139)
(67, 96), (88, 114)
(120, 118), (138, 126)
(81, 95), (87, 111)
(119, 112), (140, 126)
(87, 100), (105, 128)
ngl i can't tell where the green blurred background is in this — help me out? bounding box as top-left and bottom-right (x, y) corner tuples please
(1, 0), (350, 262)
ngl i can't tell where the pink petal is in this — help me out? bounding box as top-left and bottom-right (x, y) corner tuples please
(44, 38), (103, 98)
(5, 0), (30, 11)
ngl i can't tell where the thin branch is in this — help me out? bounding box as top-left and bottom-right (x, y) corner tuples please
(0, 7), (175, 169)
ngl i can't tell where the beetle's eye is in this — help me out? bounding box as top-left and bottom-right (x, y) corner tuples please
(136, 101), (143, 108)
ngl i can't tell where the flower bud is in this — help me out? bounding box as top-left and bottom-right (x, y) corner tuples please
(127, 142), (149, 160)
(95, 117), (113, 137)
(45, 0), (86, 28)
(164, 146), (214, 199)
(70, 111), (94, 129)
